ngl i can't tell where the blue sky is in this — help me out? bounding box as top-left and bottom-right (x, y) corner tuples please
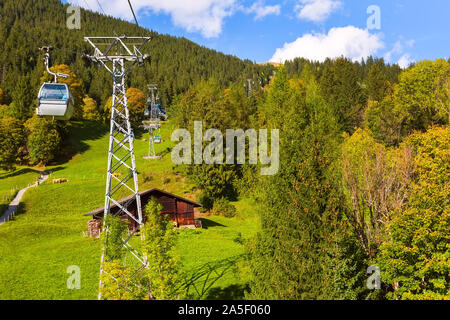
(64, 0), (449, 67)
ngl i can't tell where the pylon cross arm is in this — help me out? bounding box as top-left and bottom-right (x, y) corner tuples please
(85, 36), (151, 300)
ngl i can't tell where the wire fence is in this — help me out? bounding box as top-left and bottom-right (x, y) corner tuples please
(1, 207), (17, 223)
(0, 172), (49, 223)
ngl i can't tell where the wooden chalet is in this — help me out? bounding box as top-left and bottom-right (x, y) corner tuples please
(84, 188), (202, 237)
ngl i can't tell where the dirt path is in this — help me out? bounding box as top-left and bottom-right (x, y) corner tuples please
(0, 172), (49, 226)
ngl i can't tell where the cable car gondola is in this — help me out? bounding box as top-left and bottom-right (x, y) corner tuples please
(36, 83), (74, 120)
(154, 135), (162, 144)
(144, 106), (150, 117)
(36, 46), (74, 121)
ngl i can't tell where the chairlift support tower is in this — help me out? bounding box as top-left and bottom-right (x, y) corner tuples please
(83, 36), (151, 300)
(143, 84), (161, 160)
(148, 84), (158, 107)
(246, 79), (252, 97)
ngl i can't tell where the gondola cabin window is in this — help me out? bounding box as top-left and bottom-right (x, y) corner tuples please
(40, 84), (68, 100)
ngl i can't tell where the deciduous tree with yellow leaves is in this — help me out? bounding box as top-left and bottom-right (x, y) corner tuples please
(377, 126), (450, 300)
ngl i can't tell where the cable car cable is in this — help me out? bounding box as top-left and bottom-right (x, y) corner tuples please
(95, 0), (107, 17)
(127, 0), (140, 27)
(94, 0), (119, 36)
(82, 0), (94, 12)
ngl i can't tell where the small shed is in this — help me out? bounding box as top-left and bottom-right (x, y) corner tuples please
(85, 188), (202, 237)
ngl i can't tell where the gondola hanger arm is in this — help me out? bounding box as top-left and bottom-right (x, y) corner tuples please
(39, 46), (69, 83)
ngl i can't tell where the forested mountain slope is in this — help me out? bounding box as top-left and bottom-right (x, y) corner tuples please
(0, 0), (273, 108)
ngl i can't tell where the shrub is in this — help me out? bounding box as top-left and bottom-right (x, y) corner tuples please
(0, 117), (26, 169)
(198, 193), (214, 212)
(233, 232), (243, 245)
(143, 172), (154, 183)
(82, 96), (101, 121)
(24, 116), (61, 165)
(212, 198), (237, 218)
(141, 198), (182, 300)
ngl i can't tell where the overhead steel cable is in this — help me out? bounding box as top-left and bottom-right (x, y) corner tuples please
(95, 0), (107, 16)
(127, 0), (140, 27)
(92, 0), (119, 36)
(82, 0), (94, 12)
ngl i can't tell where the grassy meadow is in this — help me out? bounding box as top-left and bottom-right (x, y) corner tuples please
(0, 120), (260, 300)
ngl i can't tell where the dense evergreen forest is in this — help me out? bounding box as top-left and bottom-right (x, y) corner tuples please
(0, 0), (274, 109)
(0, 0), (448, 301)
(171, 57), (449, 299)
(0, 0), (273, 167)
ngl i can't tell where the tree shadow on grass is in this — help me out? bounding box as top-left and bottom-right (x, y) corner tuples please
(158, 147), (173, 158)
(43, 166), (65, 176)
(205, 283), (249, 300)
(14, 201), (27, 218)
(54, 121), (109, 165)
(179, 254), (245, 300)
(199, 218), (226, 229)
(132, 125), (147, 140)
(0, 196), (27, 223)
(0, 167), (65, 181)
(0, 168), (39, 180)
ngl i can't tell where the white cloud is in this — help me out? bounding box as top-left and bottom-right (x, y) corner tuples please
(384, 41), (403, 62)
(405, 40), (415, 47)
(69, 0), (237, 38)
(384, 39), (415, 67)
(243, 0), (281, 20)
(270, 26), (384, 63)
(397, 54), (413, 69)
(295, 0), (341, 22)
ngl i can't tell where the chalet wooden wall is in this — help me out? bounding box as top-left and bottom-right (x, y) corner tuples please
(85, 188), (202, 237)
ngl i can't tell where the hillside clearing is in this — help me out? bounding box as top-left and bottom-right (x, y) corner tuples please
(0, 121), (260, 300)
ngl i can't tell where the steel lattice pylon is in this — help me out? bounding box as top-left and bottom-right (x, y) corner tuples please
(84, 36), (151, 300)
(143, 84), (161, 160)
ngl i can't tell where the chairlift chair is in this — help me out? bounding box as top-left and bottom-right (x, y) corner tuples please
(144, 105), (150, 117)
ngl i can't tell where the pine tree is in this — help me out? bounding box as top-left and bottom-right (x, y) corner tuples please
(367, 59), (392, 102)
(246, 69), (347, 299)
(9, 75), (33, 121)
(319, 58), (367, 133)
(173, 79), (255, 201)
(0, 117), (26, 169)
(0, 88), (11, 105)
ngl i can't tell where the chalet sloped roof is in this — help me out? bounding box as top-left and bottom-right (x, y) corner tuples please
(84, 188), (202, 217)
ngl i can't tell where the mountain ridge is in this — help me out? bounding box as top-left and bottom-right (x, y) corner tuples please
(0, 0), (274, 108)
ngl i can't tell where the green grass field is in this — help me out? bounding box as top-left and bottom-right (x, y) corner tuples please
(0, 120), (260, 300)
